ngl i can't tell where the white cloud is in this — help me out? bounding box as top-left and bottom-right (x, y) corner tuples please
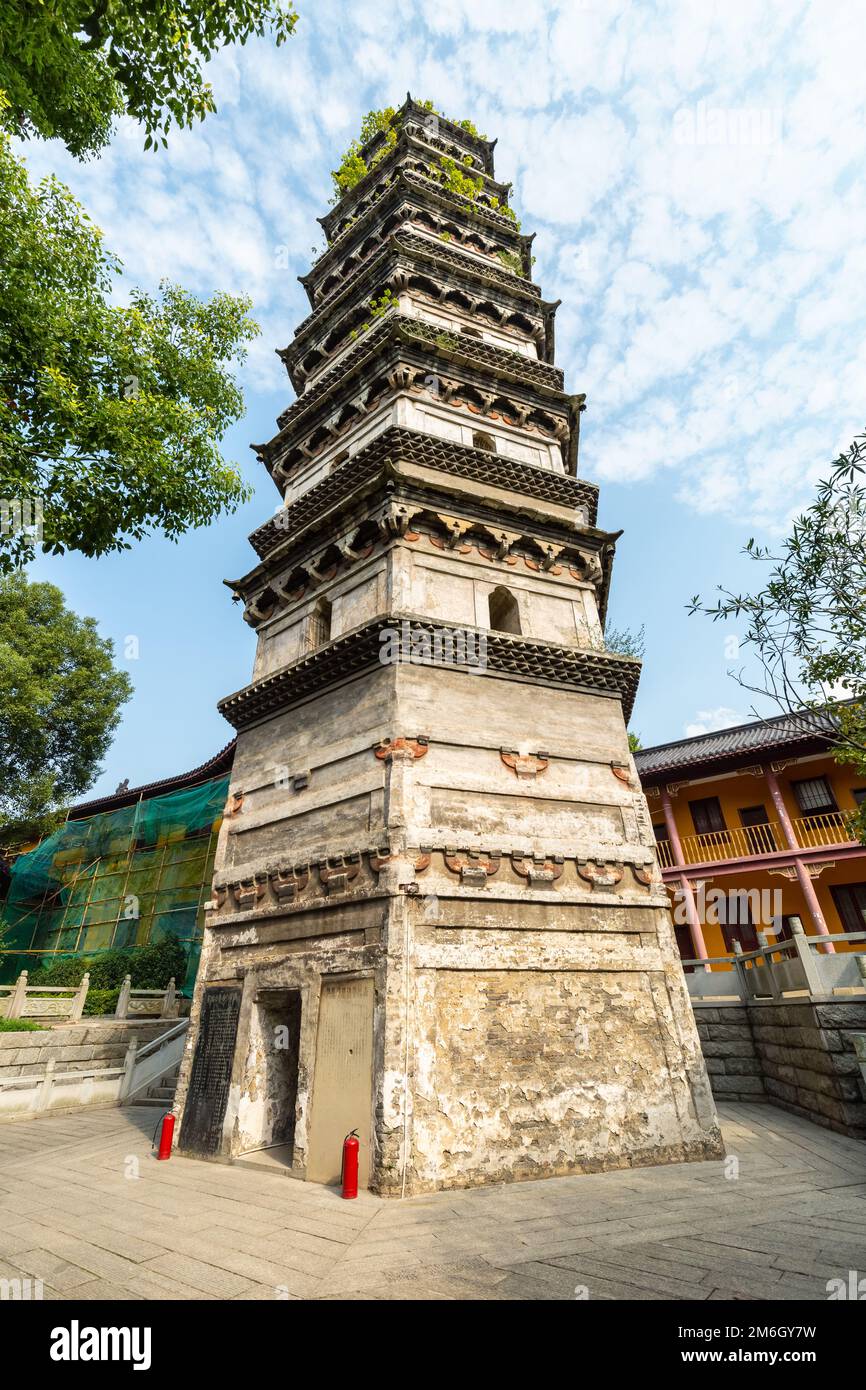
(684, 707), (744, 738)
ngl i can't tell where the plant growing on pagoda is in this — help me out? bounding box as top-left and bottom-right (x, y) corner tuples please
(690, 428), (866, 843)
(349, 287), (399, 339)
(433, 154), (484, 202)
(497, 249), (525, 275)
(330, 107), (399, 203)
(329, 102), (491, 205)
(0, 573), (132, 837)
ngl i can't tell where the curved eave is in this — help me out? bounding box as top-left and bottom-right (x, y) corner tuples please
(66, 741), (237, 821)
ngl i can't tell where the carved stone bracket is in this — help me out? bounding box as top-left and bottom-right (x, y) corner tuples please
(406, 846), (432, 873)
(367, 846), (393, 873)
(377, 501), (421, 537)
(374, 736), (430, 761)
(232, 876), (268, 909)
(226, 790), (245, 817)
(511, 852), (564, 885)
(432, 514), (474, 549)
(270, 866), (310, 903)
(610, 761), (634, 788)
(500, 748), (549, 779)
(318, 854), (361, 895)
(444, 848), (501, 885)
(487, 528), (520, 560)
(539, 542), (565, 572)
(577, 860), (624, 889)
(630, 863), (657, 887)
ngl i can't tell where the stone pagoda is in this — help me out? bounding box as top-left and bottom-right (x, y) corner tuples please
(174, 98), (722, 1193)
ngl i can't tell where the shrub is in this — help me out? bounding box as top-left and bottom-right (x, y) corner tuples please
(29, 933), (187, 992)
(0, 1017), (44, 1031)
(82, 988), (121, 1017)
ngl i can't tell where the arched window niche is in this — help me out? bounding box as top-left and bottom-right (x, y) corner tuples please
(488, 585), (521, 635)
(308, 596), (332, 650)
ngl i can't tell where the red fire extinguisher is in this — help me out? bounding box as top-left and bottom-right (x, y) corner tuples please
(156, 1111), (175, 1161)
(341, 1129), (360, 1199)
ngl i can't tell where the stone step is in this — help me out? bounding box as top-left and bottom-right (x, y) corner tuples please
(147, 1086), (176, 1101)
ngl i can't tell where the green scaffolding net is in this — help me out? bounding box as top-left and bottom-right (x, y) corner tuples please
(0, 775), (229, 994)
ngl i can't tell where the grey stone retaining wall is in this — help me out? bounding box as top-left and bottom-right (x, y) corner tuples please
(0, 1019), (178, 1081)
(693, 997), (866, 1138)
(692, 1003), (766, 1103)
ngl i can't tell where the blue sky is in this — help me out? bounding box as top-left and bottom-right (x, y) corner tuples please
(20, 0), (866, 798)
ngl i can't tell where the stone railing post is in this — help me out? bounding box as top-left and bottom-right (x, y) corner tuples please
(115, 974), (132, 1019)
(70, 972), (90, 1023)
(162, 978), (177, 1019)
(790, 921), (827, 996)
(38, 1058), (56, 1112)
(730, 942), (752, 1001)
(7, 970), (28, 1020)
(118, 1038), (138, 1103)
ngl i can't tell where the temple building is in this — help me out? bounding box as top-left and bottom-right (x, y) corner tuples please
(174, 98), (722, 1193)
(0, 746), (234, 993)
(635, 710), (866, 963)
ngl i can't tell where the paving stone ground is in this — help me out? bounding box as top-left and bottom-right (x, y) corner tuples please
(0, 1103), (864, 1300)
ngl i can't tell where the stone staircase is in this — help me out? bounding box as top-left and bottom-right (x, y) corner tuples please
(135, 1060), (180, 1109)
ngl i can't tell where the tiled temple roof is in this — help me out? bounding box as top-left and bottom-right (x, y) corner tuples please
(67, 741), (237, 820)
(634, 708), (839, 784)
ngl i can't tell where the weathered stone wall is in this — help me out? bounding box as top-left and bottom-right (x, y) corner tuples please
(176, 655), (724, 1190)
(692, 997), (866, 1138)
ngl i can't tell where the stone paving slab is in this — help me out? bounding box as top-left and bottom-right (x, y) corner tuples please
(0, 1102), (863, 1300)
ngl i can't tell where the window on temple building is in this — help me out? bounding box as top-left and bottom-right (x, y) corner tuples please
(473, 430), (496, 453)
(791, 776), (837, 815)
(719, 893), (759, 953)
(852, 788), (866, 806)
(738, 804), (778, 854)
(488, 586), (521, 635)
(830, 883), (866, 934)
(688, 796), (727, 836)
(308, 597), (332, 650)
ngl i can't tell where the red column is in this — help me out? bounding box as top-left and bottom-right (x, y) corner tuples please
(765, 768), (834, 954)
(661, 789), (709, 964)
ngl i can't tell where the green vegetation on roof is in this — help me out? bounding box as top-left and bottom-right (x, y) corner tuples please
(329, 102), (490, 206)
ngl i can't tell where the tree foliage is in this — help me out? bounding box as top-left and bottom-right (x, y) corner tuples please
(690, 429), (866, 840)
(605, 622), (646, 660)
(0, 1), (298, 157)
(0, 573), (133, 834)
(0, 135), (257, 569)
(30, 933), (187, 989)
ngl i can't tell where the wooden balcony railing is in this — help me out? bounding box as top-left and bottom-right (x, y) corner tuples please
(793, 811), (855, 848)
(655, 839), (674, 869)
(655, 811), (859, 868)
(678, 822), (783, 864)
